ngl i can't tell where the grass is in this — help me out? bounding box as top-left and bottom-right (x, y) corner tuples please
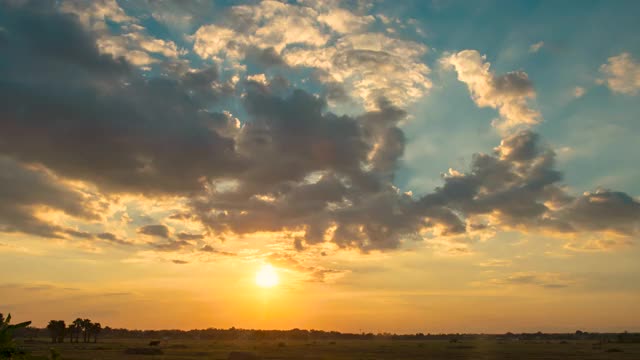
(15, 337), (640, 359)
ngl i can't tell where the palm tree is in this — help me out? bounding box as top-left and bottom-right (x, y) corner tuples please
(46, 320), (65, 343)
(67, 324), (76, 343)
(90, 323), (102, 343)
(72, 318), (83, 343)
(46, 321), (56, 343)
(81, 319), (92, 343)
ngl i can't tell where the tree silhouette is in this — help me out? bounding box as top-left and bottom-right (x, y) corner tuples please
(46, 320), (66, 343)
(67, 323), (74, 343)
(90, 323), (102, 343)
(72, 318), (83, 343)
(81, 319), (92, 343)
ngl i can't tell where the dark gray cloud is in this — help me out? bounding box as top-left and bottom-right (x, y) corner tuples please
(190, 89), (426, 251)
(96, 232), (132, 246)
(200, 245), (236, 256)
(177, 232), (205, 241)
(0, 156), (98, 238)
(138, 224), (170, 238)
(151, 239), (192, 252)
(556, 190), (640, 236)
(0, 1), (241, 195)
(493, 71), (535, 97)
(245, 46), (286, 68)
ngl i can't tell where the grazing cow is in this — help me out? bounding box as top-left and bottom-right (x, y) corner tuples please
(148, 340), (161, 346)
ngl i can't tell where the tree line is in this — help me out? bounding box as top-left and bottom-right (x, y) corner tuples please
(46, 318), (102, 343)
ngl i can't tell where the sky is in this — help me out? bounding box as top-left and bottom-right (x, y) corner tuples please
(1, 0), (639, 334)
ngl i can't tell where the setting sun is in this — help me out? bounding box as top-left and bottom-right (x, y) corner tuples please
(255, 264), (279, 288)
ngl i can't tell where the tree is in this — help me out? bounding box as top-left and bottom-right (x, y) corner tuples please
(90, 323), (102, 343)
(46, 320), (66, 343)
(1, 313), (32, 358)
(67, 324), (76, 343)
(46, 321), (57, 343)
(72, 318), (83, 343)
(81, 319), (92, 343)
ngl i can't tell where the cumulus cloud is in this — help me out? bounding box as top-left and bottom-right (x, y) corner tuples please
(317, 7), (374, 33)
(441, 50), (540, 132)
(285, 33), (431, 109)
(0, 1), (637, 256)
(61, 0), (184, 68)
(0, 157), (99, 238)
(0, 1), (240, 194)
(192, 0), (431, 109)
(599, 52), (640, 95)
(60, 0), (135, 29)
(193, 1), (329, 58)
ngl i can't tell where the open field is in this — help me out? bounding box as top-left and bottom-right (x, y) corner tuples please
(15, 338), (640, 360)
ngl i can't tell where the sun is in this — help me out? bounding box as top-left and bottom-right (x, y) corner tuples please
(255, 264), (279, 288)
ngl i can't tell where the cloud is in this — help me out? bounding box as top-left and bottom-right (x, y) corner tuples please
(441, 50), (540, 132)
(266, 253), (347, 283)
(317, 7), (375, 34)
(284, 33), (431, 109)
(556, 189), (640, 236)
(61, 0), (185, 68)
(487, 272), (572, 289)
(177, 232), (205, 241)
(193, 1), (329, 58)
(60, 0), (135, 29)
(0, 1), (240, 194)
(0, 1), (637, 256)
(96, 232), (132, 246)
(599, 52), (640, 95)
(418, 130), (640, 245)
(189, 90), (432, 251)
(192, 0), (431, 109)
(137, 224), (171, 239)
(479, 259), (512, 267)
(200, 245), (236, 256)
(0, 157), (98, 238)
(529, 41), (544, 53)
(151, 239), (192, 252)
(573, 86), (586, 98)
(564, 237), (633, 252)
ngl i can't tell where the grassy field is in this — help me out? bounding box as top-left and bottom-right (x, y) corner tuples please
(14, 338), (640, 360)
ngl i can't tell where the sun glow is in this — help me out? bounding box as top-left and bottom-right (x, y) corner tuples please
(255, 264), (279, 288)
